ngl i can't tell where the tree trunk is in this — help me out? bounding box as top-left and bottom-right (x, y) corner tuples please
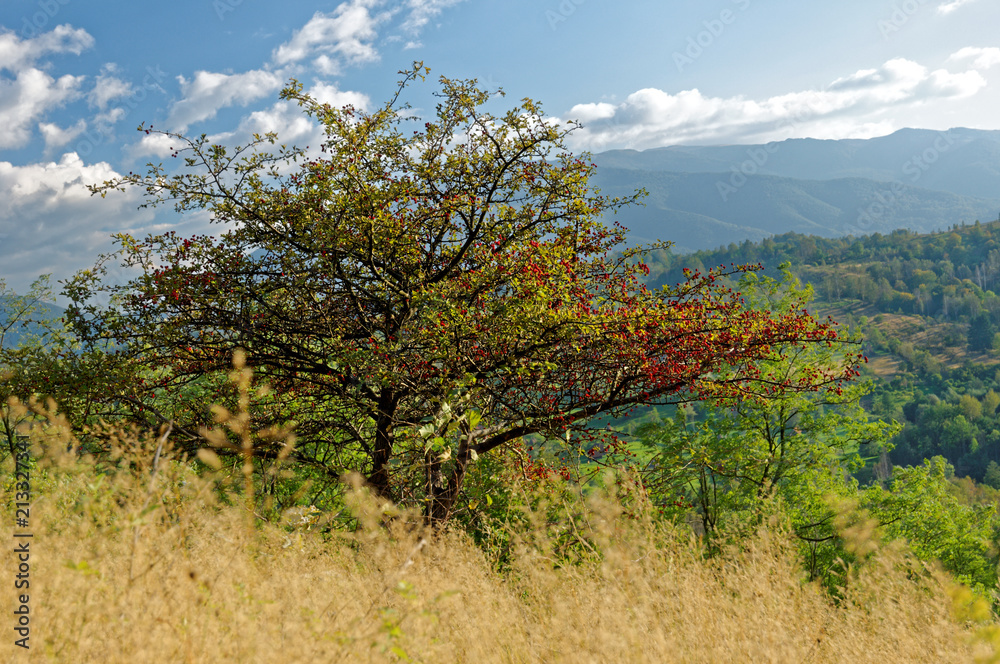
(427, 447), (473, 526)
(368, 389), (399, 500)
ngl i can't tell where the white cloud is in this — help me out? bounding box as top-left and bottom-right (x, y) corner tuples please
(166, 68), (285, 130)
(0, 67), (85, 149)
(220, 101), (325, 148)
(313, 55), (342, 76)
(272, 2), (388, 70)
(0, 24), (94, 72)
(561, 58), (989, 150)
(0, 153), (111, 213)
(156, 0), (465, 136)
(938, 0), (978, 14)
(400, 0), (465, 34)
(93, 107), (127, 130)
(308, 82), (370, 109)
(133, 82), (370, 161)
(216, 83), (369, 146)
(0, 153), (150, 296)
(0, 26), (94, 149)
(128, 131), (179, 159)
(88, 64), (133, 110)
(269, 0), (464, 69)
(949, 47), (1000, 70)
(38, 119), (87, 151)
(567, 102), (616, 124)
(0, 152), (223, 298)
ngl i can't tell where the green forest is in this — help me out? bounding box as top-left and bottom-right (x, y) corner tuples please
(3, 69), (1000, 661)
(647, 220), (1000, 480)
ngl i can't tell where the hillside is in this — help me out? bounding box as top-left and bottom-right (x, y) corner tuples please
(0, 294), (64, 349)
(647, 220), (1000, 481)
(594, 128), (1000, 198)
(591, 128), (1000, 252)
(592, 168), (1000, 251)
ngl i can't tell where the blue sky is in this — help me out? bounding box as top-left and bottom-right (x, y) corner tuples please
(2, 0), (999, 296)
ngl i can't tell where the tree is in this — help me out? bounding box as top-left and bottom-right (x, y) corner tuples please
(968, 313), (995, 352)
(984, 461), (1000, 490)
(72, 66), (861, 524)
(959, 393), (983, 421)
(1, 276), (139, 458)
(864, 456), (999, 594)
(637, 271), (896, 578)
(982, 390), (1000, 417)
(0, 276), (57, 458)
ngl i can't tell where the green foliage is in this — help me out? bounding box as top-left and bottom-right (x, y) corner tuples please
(649, 221), (1000, 326)
(1, 276), (110, 457)
(644, 221), (1000, 484)
(892, 374), (1000, 480)
(636, 271), (899, 583)
(985, 461), (1000, 490)
(863, 457), (1000, 595)
(67, 65), (855, 525)
(970, 314), (996, 352)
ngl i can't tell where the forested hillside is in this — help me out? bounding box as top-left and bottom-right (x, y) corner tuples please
(591, 168), (1000, 250)
(589, 128), (1000, 252)
(594, 128), (1000, 199)
(647, 220), (1000, 483)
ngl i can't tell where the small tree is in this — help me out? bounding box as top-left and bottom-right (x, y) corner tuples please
(968, 313), (995, 353)
(72, 66), (861, 523)
(864, 456), (999, 594)
(984, 461), (1000, 490)
(1, 276), (119, 457)
(0, 276), (55, 457)
(637, 271), (897, 579)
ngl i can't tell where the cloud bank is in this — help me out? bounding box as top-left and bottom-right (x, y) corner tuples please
(562, 57), (990, 150)
(0, 25), (93, 149)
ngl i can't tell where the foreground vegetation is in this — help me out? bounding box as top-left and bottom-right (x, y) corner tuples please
(2, 414), (999, 663)
(3, 67), (1000, 661)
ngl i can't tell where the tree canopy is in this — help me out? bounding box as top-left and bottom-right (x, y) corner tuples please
(69, 65), (861, 522)
(637, 272), (896, 584)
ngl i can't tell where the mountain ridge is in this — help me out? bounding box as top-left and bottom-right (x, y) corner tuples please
(591, 128), (1000, 252)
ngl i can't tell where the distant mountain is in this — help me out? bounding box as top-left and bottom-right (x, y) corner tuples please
(591, 128), (1000, 252)
(0, 296), (65, 349)
(593, 128), (1000, 199)
(592, 168), (1000, 253)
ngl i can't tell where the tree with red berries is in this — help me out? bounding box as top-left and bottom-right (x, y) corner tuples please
(71, 65), (861, 523)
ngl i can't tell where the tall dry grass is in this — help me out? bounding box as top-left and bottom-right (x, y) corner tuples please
(2, 412), (999, 663)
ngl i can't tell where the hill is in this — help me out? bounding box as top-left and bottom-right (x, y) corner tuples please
(594, 128), (1000, 198)
(0, 294), (64, 349)
(592, 128), (1000, 252)
(646, 220), (1000, 482)
(592, 168), (1000, 251)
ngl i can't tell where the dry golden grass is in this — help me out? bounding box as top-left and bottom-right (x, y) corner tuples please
(2, 421), (999, 663)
